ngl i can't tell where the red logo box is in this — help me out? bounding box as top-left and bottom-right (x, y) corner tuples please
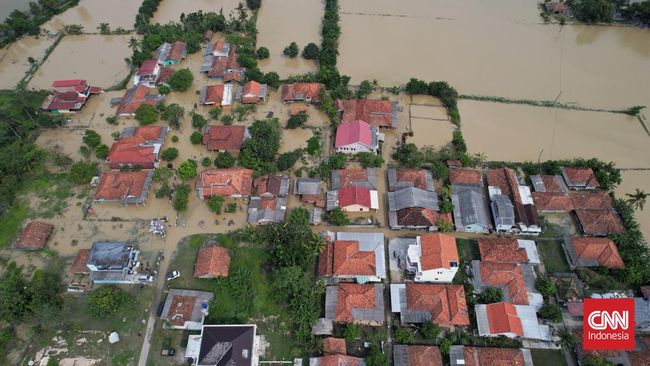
(583, 298), (635, 350)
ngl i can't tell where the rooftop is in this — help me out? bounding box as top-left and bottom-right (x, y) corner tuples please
(203, 125), (247, 152)
(478, 238), (528, 263)
(531, 192), (574, 211)
(194, 246), (231, 278)
(476, 261), (529, 305)
(402, 284), (469, 326)
(87, 241), (133, 270)
(336, 99), (397, 128)
(338, 186), (373, 209)
(254, 174), (290, 197)
(160, 289), (213, 329)
(450, 346), (533, 366)
(566, 237), (625, 269)
(420, 233), (458, 271)
(570, 191), (614, 211)
(322, 338), (347, 355)
(575, 209), (625, 236)
(197, 168), (254, 197)
(387, 168), (435, 192)
(70, 249), (91, 274)
(15, 221), (54, 250)
(319, 240), (376, 277)
(280, 83), (323, 102)
(94, 170), (153, 204)
(530, 174), (569, 193)
(196, 325), (256, 366)
(326, 283), (384, 324)
(393, 345), (442, 366)
(335, 119), (374, 148)
(485, 302), (523, 336)
(450, 169), (482, 186)
(331, 168), (377, 190)
(116, 84), (162, 115)
(562, 166), (600, 189)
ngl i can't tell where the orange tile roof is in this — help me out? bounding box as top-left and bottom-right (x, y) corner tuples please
(336, 168), (371, 189)
(316, 355), (360, 366)
(254, 174), (284, 197)
(167, 295), (197, 327)
(532, 192), (574, 211)
(319, 241), (376, 277)
(563, 167), (599, 189)
(289, 103), (309, 116)
(478, 238), (528, 263)
(462, 347), (527, 366)
(570, 191), (614, 211)
(107, 126), (165, 168)
(396, 208), (452, 228)
(241, 81), (264, 104)
(336, 99), (395, 128)
(571, 237), (625, 269)
(407, 346), (443, 366)
(323, 338), (347, 355)
(193, 246), (231, 278)
(486, 168), (518, 198)
(575, 209), (625, 236)
(574, 330), (623, 361)
(94, 171), (151, 201)
(539, 175), (566, 192)
(335, 283), (376, 323)
(394, 169), (430, 190)
(405, 284), (470, 326)
(197, 168), (253, 197)
(116, 84), (158, 115)
(203, 125), (246, 152)
(70, 249), (91, 274)
(486, 302), (523, 336)
(281, 83), (323, 102)
(420, 233), (458, 271)
(479, 262), (529, 305)
(168, 41), (186, 62)
(15, 221), (54, 250)
(450, 169), (482, 186)
(201, 85), (225, 105)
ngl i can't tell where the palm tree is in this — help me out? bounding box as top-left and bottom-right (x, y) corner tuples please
(97, 22), (110, 34)
(128, 37), (139, 51)
(626, 188), (648, 211)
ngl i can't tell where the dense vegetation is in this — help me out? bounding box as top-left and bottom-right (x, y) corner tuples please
(240, 119), (282, 172)
(405, 78), (460, 125)
(0, 0), (80, 46)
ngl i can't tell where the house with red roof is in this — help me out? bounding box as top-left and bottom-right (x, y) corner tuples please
(254, 174), (290, 198)
(390, 283), (469, 326)
(42, 79), (101, 113)
(280, 83), (323, 103)
(15, 221), (54, 250)
(70, 249), (91, 275)
(531, 191), (574, 212)
(336, 99), (398, 128)
(449, 169), (483, 186)
(470, 260), (543, 307)
(199, 84), (233, 108)
(449, 346), (534, 366)
(247, 196), (287, 225)
(394, 345), (442, 366)
(403, 233), (459, 283)
(331, 168), (378, 190)
(387, 168), (449, 230)
(94, 170), (153, 205)
(193, 246), (231, 278)
(318, 231), (386, 282)
(335, 120), (380, 154)
(206, 40), (231, 57)
(309, 355), (363, 366)
(154, 41), (187, 66)
(325, 283), (384, 325)
(202, 125), (249, 153)
(562, 166), (600, 190)
(478, 238), (540, 264)
(326, 186), (379, 212)
(160, 289), (213, 330)
(106, 126), (168, 169)
(322, 338), (347, 355)
(206, 49), (244, 81)
(575, 209), (625, 236)
(388, 169), (435, 192)
(475, 302), (551, 341)
(133, 60), (162, 88)
(196, 168), (253, 199)
(236, 81), (268, 104)
(563, 237), (625, 269)
(115, 84), (164, 116)
(486, 168), (540, 235)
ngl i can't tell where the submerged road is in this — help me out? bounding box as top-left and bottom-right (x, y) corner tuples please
(138, 252), (171, 366)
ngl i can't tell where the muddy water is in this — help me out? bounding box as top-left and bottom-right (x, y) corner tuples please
(409, 119), (454, 148)
(256, 0), (320, 77)
(0, 35), (55, 89)
(29, 35), (133, 89)
(152, 0), (243, 25)
(42, 0), (144, 33)
(0, 0), (30, 21)
(338, 0), (650, 110)
(615, 171), (650, 243)
(460, 100), (650, 169)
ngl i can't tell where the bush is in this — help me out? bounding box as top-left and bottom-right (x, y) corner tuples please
(161, 147), (179, 161)
(439, 200), (454, 214)
(356, 80), (373, 99)
(436, 219), (454, 233)
(201, 157), (212, 167)
(287, 111), (308, 129)
(158, 85), (171, 95)
(283, 42), (299, 58)
(173, 183), (191, 211)
(394, 327), (414, 344)
(106, 115), (118, 125)
(240, 119), (282, 169)
(171, 135), (179, 143)
(207, 195), (224, 214)
(190, 131), (203, 145)
(169, 68), (194, 92)
(392, 143), (424, 168)
(478, 287), (503, 304)
(574, 0), (614, 23)
(226, 202), (237, 213)
(215, 152), (236, 168)
(221, 114), (234, 125)
(343, 324), (361, 342)
(95, 144), (109, 159)
(421, 321), (440, 342)
(177, 159), (198, 180)
(256, 46), (270, 59)
(356, 152), (383, 168)
(208, 107), (223, 120)
(82, 129), (101, 148)
(192, 113), (207, 129)
(277, 150), (301, 171)
(161, 103), (185, 129)
(134, 104), (158, 125)
(365, 344), (388, 366)
(326, 207), (349, 226)
(69, 161), (98, 185)
(536, 276), (555, 299)
(302, 42), (319, 60)
(538, 303), (563, 322)
(246, 0), (261, 10)
(237, 54), (257, 69)
(306, 136), (320, 156)
(88, 286), (133, 319)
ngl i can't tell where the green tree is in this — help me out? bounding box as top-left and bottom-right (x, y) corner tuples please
(201, 157), (212, 167)
(134, 104), (158, 125)
(287, 112), (308, 129)
(365, 344), (388, 366)
(82, 129), (101, 148)
(177, 159), (198, 180)
(215, 151), (236, 168)
(97, 22), (111, 34)
(95, 144), (109, 159)
(173, 183), (191, 211)
(356, 80), (373, 98)
(237, 54), (257, 69)
(356, 152), (383, 168)
(256, 46), (270, 59)
(161, 147), (179, 161)
(394, 327), (414, 344)
(302, 42), (320, 60)
(161, 103), (185, 129)
(343, 323), (361, 342)
(62, 24), (84, 35)
(209, 107), (223, 120)
(277, 150), (301, 171)
(190, 131), (203, 144)
(69, 161), (98, 185)
(536, 276), (556, 299)
(88, 286), (133, 318)
(169, 68), (194, 92)
(436, 219), (454, 233)
(420, 321), (440, 342)
(306, 136), (320, 156)
(478, 287), (503, 304)
(191, 113), (208, 129)
(0, 262), (30, 324)
(574, 0), (614, 23)
(240, 119), (282, 169)
(283, 42), (299, 58)
(226, 202), (237, 213)
(326, 207), (349, 226)
(392, 143), (424, 168)
(158, 85), (171, 95)
(626, 188), (647, 211)
(207, 195), (224, 214)
(538, 303), (563, 322)
(557, 329), (575, 349)
(246, 0), (261, 10)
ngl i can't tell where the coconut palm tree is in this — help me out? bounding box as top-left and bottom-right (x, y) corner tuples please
(128, 37), (139, 51)
(97, 23), (110, 34)
(626, 188), (648, 211)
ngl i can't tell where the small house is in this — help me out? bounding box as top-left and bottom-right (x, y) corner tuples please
(196, 168), (253, 199)
(471, 260), (542, 307)
(254, 174), (290, 198)
(394, 345), (442, 366)
(405, 233), (459, 283)
(563, 237), (625, 269)
(390, 283), (469, 326)
(42, 79), (101, 113)
(199, 84), (233, 108)
(324, 283), (384, 325)
(451, 184), (492, 233)
(193, 246), (231, 279)
(336, 98), (398, 128)
(15, 221), (54, 250)
(561, 166), (600, 190)
(247, 197), (287, 225)
(154, 41), (187, 66)
(185, 325), (260, 366)
(202, 125), (249, 153)
(86, 241), (141, 284)
(280, 83), (323, 103)
(115, 84), (164, 116)
(160, 289), (213, 330)
(478, 238), (540, 264)
(106, 126), (168, 169)
(318, 231), (386, 282)
(335, 119), (380, 154)
(475, 302), (551, 341)
(326, 186), (379, 212)
(450, 346), (534, 366)
(236, 81), (268, 104)
(94, 170), (154, 205)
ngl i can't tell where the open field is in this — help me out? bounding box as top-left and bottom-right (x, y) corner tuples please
(0, 35), (56, 89)
(42, 0), (145, 33)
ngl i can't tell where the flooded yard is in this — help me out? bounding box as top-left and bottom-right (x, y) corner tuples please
(151, 0), (243, 24)
(408, 119), (454, 148)
(29, 35), (133, 90)
(41, 0), (144, 33)
(338, 0), (650, 110)
(0, 35), (55, 89)
(257, 0), (320, 77)
(459, 100), (650, 169)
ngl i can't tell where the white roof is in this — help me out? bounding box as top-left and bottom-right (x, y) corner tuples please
(488, 186), (502, 200)
(517, 239), (541, 264)
(185, 334), (202, 359)
(518, 185), (534, 205)
(516, 305), (552, 341)
(222, 83), (233, 106)
(370, 190), (379, 209)
(390, 284), (405, 312)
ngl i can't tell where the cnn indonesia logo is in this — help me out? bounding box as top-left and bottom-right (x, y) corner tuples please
(584, 298), (634, 350)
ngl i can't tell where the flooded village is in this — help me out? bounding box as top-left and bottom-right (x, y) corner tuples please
(0, 0), (649, 366)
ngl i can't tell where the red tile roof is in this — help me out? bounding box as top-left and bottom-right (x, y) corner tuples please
(316, 355), (360, 366)
(478, 238), (528, 263)
(570, 191), (614, 211)
(318, 240), (376, 277)
(167, 295), (197, 327)
(532, 192), (574, 211)
(15, 221), (54, 250)
(420, 233), (458, 271)
(335, 120), (373, 148)
(405, 284), (470, 326)
(241, 81), (264, 104)
(462, 347), (527, 366)
(138, 60), (158, 76)
(485, 302), (523, 336)
(338, 186), (372, 209)
(393, 169), (430, 190)
(193, 246), (231, 278)
(407, 346), (443, 366)
(336, 168), (372, 189)
(323, 338), (347, 355)
(396, 208), (452, 228)
(575, 210), (625, 236)
(254, 174), (285, 197)
(94, 171), (151, 201)
(574, 330), (623, 361)
(43, 91), (88, 111)
(168, 41), (187, 62)
(197, 168), (253, 198)
(201, 85), (226, 105)
(107, 126), (165, 168)
(336, 99), (395, 128)
(450, 169), (482, 185)
(563, 167), (599, 189)
(70, 249), (91, 274)
(208, 50), (243, 79)
(116, 85), (158, 115)
(538, 175), (566, 192)
(158, 67), (175, 85)
(335, 283), (376, 323)
(203, 125), (246, 152)
(571, 237), (625, 269)
(479, 262), (529, 305)
(52, 79), (87, 92)
(281, 83), (323, 102)
(486, 168), (518, 198)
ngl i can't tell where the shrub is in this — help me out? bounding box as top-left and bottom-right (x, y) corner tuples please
(536, 276), (555, 299)
(306, 136), (320, 156)
(439, 200), (454, 214)
(171, 135), (179, 143)
(436, 219), (454, 233)
(421, 321), (440, 342)
(201, 157), (212, 167)
(192, 113), (208, 129)
(221, 114), (234, 125)
(161, 103), (185, 129)
(95, 144), (109, 159)
(158, 85), (171, 95)
(82, 129), (101, 148)
(169, 68), (194, 92)
(173, 183), (191, 211)
(155, 181), (171, 198)
(356, 152), (383, 168)
(256, 46), (270, 59)
(69, 161), (98, 185)
(356, 80), (373, 99)
(106, 115), (118, 125)
(226, 202), (237, 213)
(287, 112), (308, 129)
(215, 152), (236, 168)
(394, 327), (414, 344)
(343, 324), (361, 342)
(283, 42), (299, 58)
(209, 107), (223, 120)
(207, 195), (224, 214)
(177, 159), (198, 180)
(302, 42), (320, 60)
(326, 207), (349, 226)
(237, 54), (257, 69)
(392, 143), (424, 168)
(161, 147), (179, 161)
(246, 0), (261, 10)
(134, 104), (158, 125)
(478, 287), (503, 304)
(88, 286), (133, 318)
(538, 303), (563, 322)
(277, 150), (301, 171)
(190, 131), (203, 144)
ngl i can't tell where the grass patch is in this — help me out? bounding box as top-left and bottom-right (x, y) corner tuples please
(530, 349), (567, 366)
(577, 268), (627, 293)
(537, 240), (570, 273)
(457, 239), (480, 262)
(0, 200), (29, 248)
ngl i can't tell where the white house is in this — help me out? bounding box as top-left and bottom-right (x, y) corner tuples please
(334, 119), (380, 154)
(407, 233), (459, 283)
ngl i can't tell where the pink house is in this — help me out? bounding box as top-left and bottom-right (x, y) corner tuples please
(334, 120), (379, 154)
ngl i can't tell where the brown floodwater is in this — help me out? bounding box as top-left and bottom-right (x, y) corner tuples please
(29, 35), (133, 89)
(0, 35), (55, 89)
(460, 100), (650, 169)
(615, 171), (650, 243)
(152, 0), (243, 25)
(42, 0), (144, 33)
(338, 0), (650, 110)
(256, 0), (320, 77)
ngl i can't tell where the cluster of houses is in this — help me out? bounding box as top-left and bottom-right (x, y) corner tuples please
(41, 79), (102, 113)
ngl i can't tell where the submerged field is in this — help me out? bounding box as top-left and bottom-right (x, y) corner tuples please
(42, 0), (145, 33)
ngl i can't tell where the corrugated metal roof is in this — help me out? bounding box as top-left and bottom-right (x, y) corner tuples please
(392, 345), (409, 366)
(334, 232), (386, 280)
(326, 191), (338, 211)
(325, 286), (338, 320)
(351, 284), (384, 322)
(452, 185), (492, 230)
(516, 305), (552, 341)
(449, 346), (465, 366)
(491, 194), (515, 227)
(294, 178), (322, 195)
(388, 187), (439, 211)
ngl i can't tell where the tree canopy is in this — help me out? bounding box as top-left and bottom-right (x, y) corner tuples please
(169, 68), (194, 92)
(134, 104), (159, 125)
